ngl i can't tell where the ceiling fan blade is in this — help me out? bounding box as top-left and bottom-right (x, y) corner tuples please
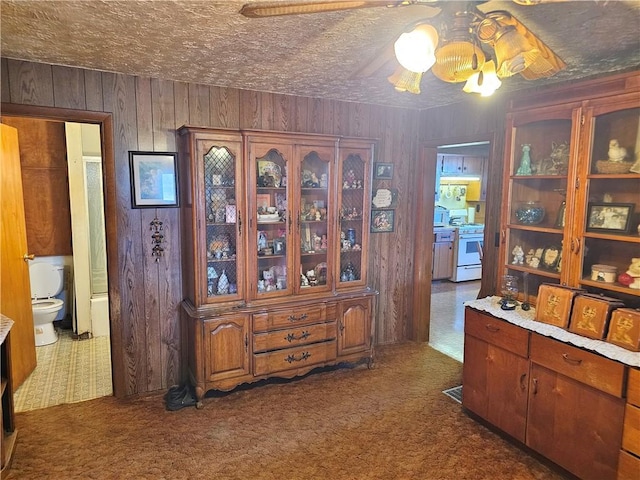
(240, 1), (421, 18)
(485, 11), (566, 80)
(512, 0), (582, 5)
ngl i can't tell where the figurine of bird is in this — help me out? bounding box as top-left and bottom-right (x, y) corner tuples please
(607, 139), (627, 162)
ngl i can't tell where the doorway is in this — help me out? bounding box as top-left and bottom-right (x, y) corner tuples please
(428, 140), (490, 362)
(2, 113), (115, 411)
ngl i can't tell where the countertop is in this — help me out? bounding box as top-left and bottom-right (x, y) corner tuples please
(466, 296), (639, 367)
(1, 313), (15, 344)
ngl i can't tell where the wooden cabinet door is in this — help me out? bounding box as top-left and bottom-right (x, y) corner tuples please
(440, 154), (463, 174)
(337, 298), (371, 357)
(526, 363), (625, 480)
(461, 156), (484, 175)
(203, 315), (250, 383)
(432, 241), (453, 280)
(463, 335), (529, 442)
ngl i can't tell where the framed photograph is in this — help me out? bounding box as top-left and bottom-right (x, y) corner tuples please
(129, 151), (179, 208)
(586, 203), (634, 233)
(256, 194), (271, 211)
(374, 162), (394, 180)
(371, 209), (395, 233)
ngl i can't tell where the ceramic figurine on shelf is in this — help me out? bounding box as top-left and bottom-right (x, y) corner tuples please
(512, 245), (524, 265)
(607, 139), (627, 162)
(516, 144), (532, 176)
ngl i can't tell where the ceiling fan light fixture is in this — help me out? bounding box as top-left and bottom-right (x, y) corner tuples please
(387, 66), (423, 95)
(463, 60), (502, 96)
(394, 24), (439, 73)
(431, 40), (485, 83)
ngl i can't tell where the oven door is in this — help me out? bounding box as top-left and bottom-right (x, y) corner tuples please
(457, 234), (483, 266)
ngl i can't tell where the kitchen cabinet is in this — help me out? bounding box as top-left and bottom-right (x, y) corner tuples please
(178, 127), (376, 405)
(438, 154), (484, 176)
(432, 228), (455, 280)
(464, 307), (627, 480)
(498, 71), (640, 306)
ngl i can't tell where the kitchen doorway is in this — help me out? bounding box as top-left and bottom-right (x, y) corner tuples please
(428, 140), (490, 362)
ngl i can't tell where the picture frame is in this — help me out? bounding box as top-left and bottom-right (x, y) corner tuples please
(256, 193), (271, 211)
(586, 202), (634, 233)
(371, 209), (395, 233)
(129, 151), (179, 208)
(374, 162), (394, 180)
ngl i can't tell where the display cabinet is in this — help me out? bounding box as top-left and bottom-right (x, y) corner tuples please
(499, 72), (640, 306)
(178, 127), (377, 405)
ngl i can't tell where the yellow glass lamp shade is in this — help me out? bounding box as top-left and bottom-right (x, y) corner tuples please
(463, 60), (502, 96)
(431, 40), (485, 83)
(393, 24), (439, 73)
(388, 66), (423, 94)
(492, 26), (539, 77)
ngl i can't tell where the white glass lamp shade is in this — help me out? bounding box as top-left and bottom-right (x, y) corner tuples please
(463, 60), (502, 96)
(394, 24), (439, 73)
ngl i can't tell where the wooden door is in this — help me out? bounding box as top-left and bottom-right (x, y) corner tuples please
(0, 123), (37, 389)
(432, 241), (453, 280)
(204, 315), (250, 383)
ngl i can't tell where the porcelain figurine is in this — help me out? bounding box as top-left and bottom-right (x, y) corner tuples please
(512, 245), (524, 265)
(607, 139), (627, 162)
(516, 144), (532, 176)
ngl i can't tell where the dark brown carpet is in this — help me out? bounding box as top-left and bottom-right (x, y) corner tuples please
(6, 343), (568, 479)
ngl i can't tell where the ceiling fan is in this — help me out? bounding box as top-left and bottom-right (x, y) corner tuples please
(239, 1), (567, 96)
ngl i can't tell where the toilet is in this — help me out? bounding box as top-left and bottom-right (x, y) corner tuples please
(29, 261), (64, 346)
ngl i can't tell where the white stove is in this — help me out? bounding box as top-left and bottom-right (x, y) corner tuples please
(451, 223), (484, 282)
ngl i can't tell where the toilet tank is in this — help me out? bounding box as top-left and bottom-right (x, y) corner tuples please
(29, 262), (64, 299)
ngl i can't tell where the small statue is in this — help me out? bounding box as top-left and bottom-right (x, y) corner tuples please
(516, 144), (532, 176)
(512, 245), (524, 265)
(607, 139), (627, 162)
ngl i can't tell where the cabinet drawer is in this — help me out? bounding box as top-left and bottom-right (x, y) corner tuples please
(253, 340), (337, 376)
(628, 368), (640, 407)
(530, 334), (625, 397)
(253, 321), (336, 353)
(465, 309), (529, 357)
(253, 304), (327, 332)
(617, 450), (640, 480)
(622, 403), (640, 457)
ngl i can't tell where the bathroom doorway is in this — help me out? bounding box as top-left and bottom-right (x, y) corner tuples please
(2, 114), (114, 411)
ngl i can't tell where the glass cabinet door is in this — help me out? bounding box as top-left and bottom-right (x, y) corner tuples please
(200, 139), (244, 304)
(501, 107), (581, 303)
(296, 145), (334, 293)
(578, 98), (640, 299)
(249, 142), (293, 299)
(337, 145), (372, 289)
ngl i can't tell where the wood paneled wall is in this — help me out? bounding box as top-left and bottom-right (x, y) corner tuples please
(1, 58), (423, 396)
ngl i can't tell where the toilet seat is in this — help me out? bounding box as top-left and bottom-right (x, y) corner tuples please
(32, 298), (64, 314)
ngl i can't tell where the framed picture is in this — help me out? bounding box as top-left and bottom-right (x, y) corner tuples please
(586, 203), (634, 233)
(371, 209), (395, 233)
(374, 162), (394, 180)
(256, 193), (271, 211)
(129, 151), (179, 208)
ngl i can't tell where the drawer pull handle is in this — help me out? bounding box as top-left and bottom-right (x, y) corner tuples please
(519, 373), (527, 391)
(285, 331), (310, 342)
(285, 351), (310, 363)
(485, 324), (500, 332)
(562, 353), (582, 365)
(532, 378), (538, 395)
(288, 313), (308, 322)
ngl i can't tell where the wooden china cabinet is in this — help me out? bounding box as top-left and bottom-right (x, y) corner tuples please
(178, 127), (376, 407)
(498, 71), (640, 307)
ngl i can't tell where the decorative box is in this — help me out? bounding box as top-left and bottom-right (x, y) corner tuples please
(606, 308), (640, 351)
(590, 264), (617, 283)
(535, 284), (584, 328)
(568, 294), (625, 339)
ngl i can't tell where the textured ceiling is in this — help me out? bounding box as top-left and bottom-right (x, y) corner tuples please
(1, 0), (639, 109)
